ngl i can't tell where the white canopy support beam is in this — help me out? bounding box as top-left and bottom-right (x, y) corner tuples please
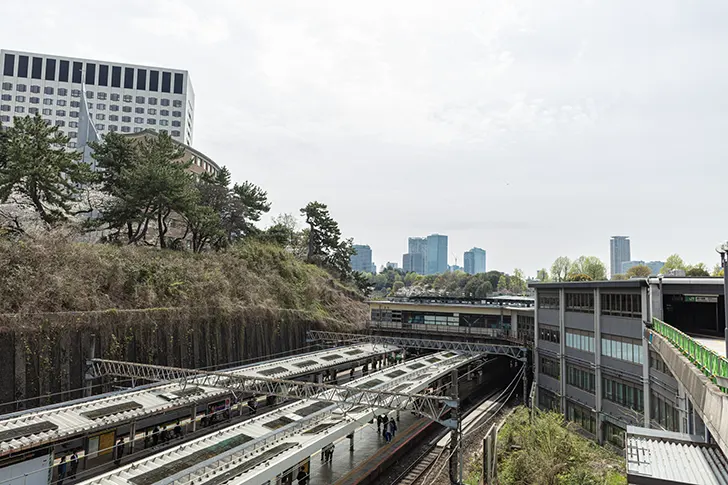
(306, 330), (528, 361)
(89, 359), (459, 427)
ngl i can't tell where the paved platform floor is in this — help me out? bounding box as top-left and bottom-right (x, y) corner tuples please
(693, 336), (727, 358)
(308, 410), (419, 484)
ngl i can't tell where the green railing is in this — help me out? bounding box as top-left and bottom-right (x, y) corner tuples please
(652, 317), (728, 391)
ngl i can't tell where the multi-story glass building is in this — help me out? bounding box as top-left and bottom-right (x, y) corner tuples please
(0, 49), (194, 146)
(426, 234), (448, 275)
(530, 277), (725, 448)
(464, 247), (486, 275)
(610, 236), (631, 277)
(403, 237), (427, 274)
(350, 245), (373, 273)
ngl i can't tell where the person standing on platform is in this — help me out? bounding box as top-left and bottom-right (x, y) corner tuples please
(327, 443), (335, 463)
(388, 417), (398, 439)
(113, 438), (125, 466)
(376, 414), (382, 433)
(57, 456), (67, 485)
(69, 451), (79, 479)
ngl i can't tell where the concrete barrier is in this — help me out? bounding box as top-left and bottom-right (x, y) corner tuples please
(649, 330), (728, 456)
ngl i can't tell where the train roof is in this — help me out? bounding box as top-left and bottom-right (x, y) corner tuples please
(0, 343), (399, 457)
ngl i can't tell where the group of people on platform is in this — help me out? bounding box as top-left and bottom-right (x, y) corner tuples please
(55, 450), (79, 485)
(376, 414), (398, 443)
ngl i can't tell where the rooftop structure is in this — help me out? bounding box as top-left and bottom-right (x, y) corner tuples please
(626, 425), (728, 485)
(1, 49), (195, 147)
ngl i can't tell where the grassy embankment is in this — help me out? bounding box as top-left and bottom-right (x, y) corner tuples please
(0, 236), (367, 324)
(463, 407), (626, 485)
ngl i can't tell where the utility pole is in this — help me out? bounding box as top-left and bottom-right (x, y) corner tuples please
(449, 369), (461, 485)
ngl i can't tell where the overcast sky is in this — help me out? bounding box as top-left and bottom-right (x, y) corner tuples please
(3, 0), (727, 275)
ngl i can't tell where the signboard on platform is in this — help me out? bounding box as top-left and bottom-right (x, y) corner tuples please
(684, 295), (718, 303)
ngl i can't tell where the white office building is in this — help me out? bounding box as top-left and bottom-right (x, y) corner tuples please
(0, 50), (195, 147)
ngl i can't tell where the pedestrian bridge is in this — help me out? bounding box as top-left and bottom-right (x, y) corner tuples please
(650, 318), (728, 456)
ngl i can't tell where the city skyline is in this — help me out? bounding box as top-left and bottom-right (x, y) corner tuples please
(2, 1), (726, 277)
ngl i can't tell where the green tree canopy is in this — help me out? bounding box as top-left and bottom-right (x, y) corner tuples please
(0, 114), (95, 226)
(300, 201), (354, 279)
(566, 273), (593, 282)
(626, 264), (651, 278)
(611, 273), (628, 281)
(686, 262), (710, 277)
(536, 268), (550, 282)
(569, 256), (607, 281)
(712, 264), (725, 277)
(551, 256), (571, 282)
(661, 254), (686, 273)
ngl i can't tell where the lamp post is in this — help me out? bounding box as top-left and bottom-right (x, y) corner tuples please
(716, 242), (728, 358)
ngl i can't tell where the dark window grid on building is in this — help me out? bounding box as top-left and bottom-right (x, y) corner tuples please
(72, 62), (82, 83)
(31, 57), (42, 79)
(112, 66), (122, 88)
(603, 421), (626, 448)
(171, 130), (180, 137)
(538, 388), (560, 411)
(161, 98), (170, 106)
(601, 335), (643, 364)
(601, 293), (642, 318)
(649, 351), (673, 377)
(539, 294), (559, 309)
(162, 71), (172, 92)
(0, 94), (9, 101)
(57, 99), (66, 106)
(0, 105), (10, 112)
(540, 357), (560, 379)
(602, 375), (643, 412)
(566, 292), (594, 313)
(137, 69), (147, 90)
(539, 324), (560, 344)
(651, 392), (679, 432)
(565, 329), (595, 353)
(15, 95), (25, 102)
(149, 70), (160, 91)
(3, 53), (15, 76)
(45, 58), (56, 81)
(97, 92), (107, 100)
(173, 73), (184, 94)
(85, 63), (96, 85)
(16, 84), (27, 92)
(124, 67), (134, 89)
(566, 401), (596, 435)
(28, 108), (38, 115)
(567, 364), (595, 393)
(0, 115), (9, 122)
(58, 88), (68, 96)
(111, 94), (120, 101)
(18, 55), (29, 78)
(98, 64), (109, 86)
(29, 85), (41, 94)
(1, 83), (11, 90)
(59, 60), (69, 82)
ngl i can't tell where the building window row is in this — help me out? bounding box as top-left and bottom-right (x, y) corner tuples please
(601, 293), (642, 318)
(539, 324), (560, 344)
(601, 335), (643, 364)
(566, 400), (596, 435)
(651, 392), (680, 432)
(567, 364), (595, 393)
(649, 351), (673, 377)
(566, 329), (594, 353)
(517, 314), (534, 342)
(603, 376), (644, 412)
(539, 294), (559, 309)
(538, 388), (560, 411)
(603, 421), (626, 448)
(566, 292), (594, 313)
(540, 356), (560, 379)
(3, 53), (185, 94)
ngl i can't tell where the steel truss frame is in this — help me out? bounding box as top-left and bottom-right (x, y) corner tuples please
(307, 330), (528, 361)
(89, 359), (459, 427)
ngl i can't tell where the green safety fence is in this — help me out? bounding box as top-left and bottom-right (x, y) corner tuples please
(652, 317), (728, 391)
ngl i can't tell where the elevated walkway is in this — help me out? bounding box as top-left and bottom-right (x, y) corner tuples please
(650, 319), (728, 456)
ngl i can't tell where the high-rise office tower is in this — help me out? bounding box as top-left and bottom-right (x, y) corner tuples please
(350, 245), (373, 273)
(610, 236), (631, 277)
(426, 234), (448, 275)
(0, 49), (195, 148)
(403, 237), (427, 274)
(464, 247), (486, 275)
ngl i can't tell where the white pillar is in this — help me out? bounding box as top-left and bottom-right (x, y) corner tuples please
(594, 289), (603, 444)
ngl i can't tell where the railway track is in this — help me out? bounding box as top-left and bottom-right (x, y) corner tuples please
(389, 388), (508, 485)
(389, 365), (524, 485)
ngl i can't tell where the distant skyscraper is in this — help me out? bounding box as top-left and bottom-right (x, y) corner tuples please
(403, 237), (427, 274)
(386, 262), (399, 269)
(350, 245), (373, 273)
(426, 234), (448, 275)
(610, 236), (631, 277)
(464, 248), (486, 275)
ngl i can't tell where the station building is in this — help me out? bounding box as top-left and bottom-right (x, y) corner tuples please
(530, 276), (725, 448)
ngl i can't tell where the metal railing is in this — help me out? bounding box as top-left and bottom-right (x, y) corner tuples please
(651, 318), (728, 391)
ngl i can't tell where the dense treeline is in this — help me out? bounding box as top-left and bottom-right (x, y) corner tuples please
(0, 115), (357, 283)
